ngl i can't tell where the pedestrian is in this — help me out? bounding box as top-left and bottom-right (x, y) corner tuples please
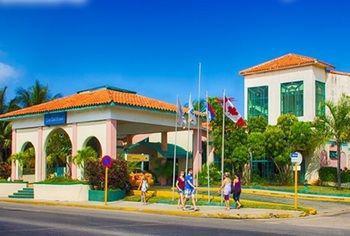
(232, 174), (242, 209)
(183, 168), (199, 211)
(138, 171), (149, 205)
(176, 170), (185, 209)
(219, 172), (231, 210)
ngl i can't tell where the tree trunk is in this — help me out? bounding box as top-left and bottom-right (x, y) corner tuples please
(336, 141), (342, 189)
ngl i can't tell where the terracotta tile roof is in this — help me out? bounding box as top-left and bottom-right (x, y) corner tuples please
(328, 70), (350, 76)
(239, 53), (334, 76)
(0, 87), (177, 120)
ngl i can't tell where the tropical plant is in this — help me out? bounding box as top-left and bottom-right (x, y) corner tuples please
(198, 163), (222, 186)
(16, 80), (62, 108)
(315, 94), (350, 188)
(73, 147), (98, 168)
(10, 147), (35, 171)
(84, 158), (130, 191)
(0, 162), (11, 179)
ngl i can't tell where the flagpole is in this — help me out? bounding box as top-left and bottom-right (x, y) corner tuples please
(172, 96), (179, 201)
(206, 91), (210, 204)
(185, 93), (191, 175)
(196, 62), (201, 200)
(221, 89), (226, 205)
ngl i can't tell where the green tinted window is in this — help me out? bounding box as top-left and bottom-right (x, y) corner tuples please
(281, 81), (304, 116)
(315, 81), (325, 117)
(248, 86), (268, 119)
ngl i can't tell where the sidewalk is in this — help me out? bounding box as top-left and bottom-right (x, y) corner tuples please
(0, 198), (302, 219)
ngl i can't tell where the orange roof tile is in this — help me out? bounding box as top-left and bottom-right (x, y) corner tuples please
(239, 53), (334, 76)
(0, 87), (177, 120)
(329, 70), (350, 76)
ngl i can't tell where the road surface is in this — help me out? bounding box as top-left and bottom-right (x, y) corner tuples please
(0, 202), (349, 235)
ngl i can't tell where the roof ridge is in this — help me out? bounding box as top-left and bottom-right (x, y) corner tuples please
(239, 53), (291, 74)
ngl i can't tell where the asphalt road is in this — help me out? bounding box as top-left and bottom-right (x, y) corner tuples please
(0, 202), (350, 236)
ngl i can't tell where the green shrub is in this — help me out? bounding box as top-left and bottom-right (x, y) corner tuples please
(36, 176), (87, 185)
(319, 167), (337, 182)
(84, 158), (130, 191)
(341, 170), (350, 183)
(198, 163), (222, 186)
(0, 162), (11, 179)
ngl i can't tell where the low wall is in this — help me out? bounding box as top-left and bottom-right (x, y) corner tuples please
(34, 184), (90, 201)
(0, 183), (27, 197)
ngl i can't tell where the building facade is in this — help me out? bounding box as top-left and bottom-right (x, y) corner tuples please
(240, 53), (350, 182)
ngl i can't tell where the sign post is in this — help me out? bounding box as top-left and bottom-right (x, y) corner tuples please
(290, 152), (302, 210)
(102, 155), (113, 206)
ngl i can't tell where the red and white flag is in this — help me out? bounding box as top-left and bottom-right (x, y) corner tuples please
(219, 97), (246, 127)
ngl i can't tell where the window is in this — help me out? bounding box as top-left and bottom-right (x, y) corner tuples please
(281, 81), (304, 116)
(315, 81), (325, 117)
(248, 86), (268, 119)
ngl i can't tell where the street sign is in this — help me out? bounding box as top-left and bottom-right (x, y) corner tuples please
(290, 152), (302, 165)
(126, 154), (149, 162)
(102, 155), (113, 168)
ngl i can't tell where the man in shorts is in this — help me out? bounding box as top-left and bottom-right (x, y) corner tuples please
(183, 168), (198, 211)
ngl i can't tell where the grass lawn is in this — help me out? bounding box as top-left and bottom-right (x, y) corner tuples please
(245, 185), (350, 196)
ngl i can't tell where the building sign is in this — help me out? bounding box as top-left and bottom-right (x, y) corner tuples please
(125, 154), (149, 162)
(44, 112), (67, 126)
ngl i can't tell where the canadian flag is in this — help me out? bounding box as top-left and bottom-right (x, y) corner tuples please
(223, 97), (246, 127)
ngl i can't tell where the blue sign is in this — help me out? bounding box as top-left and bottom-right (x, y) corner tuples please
(44, 112), (67, 126)
(102, 155), (113, 168)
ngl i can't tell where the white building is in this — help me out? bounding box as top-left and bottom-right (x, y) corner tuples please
(240, 53), (350, 183)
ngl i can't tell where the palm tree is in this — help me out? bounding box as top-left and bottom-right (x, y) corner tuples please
(316, 94), (350, 188)
(0, 87), (19, 162)
(16, 80), (62, 108)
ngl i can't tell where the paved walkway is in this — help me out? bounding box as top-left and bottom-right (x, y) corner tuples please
(0, 198), (301, 219)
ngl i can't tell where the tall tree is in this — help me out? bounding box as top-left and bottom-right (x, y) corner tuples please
(316, 95), (350, 188)
(0, 87), (19, 162)
(16, 80), (62, 107)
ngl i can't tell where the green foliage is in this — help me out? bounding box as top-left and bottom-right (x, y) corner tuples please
(319, 167), (337, 182)
(341, 170), (350, 183)
(316, 94), (350, 188)
(247, 116), (268, 133)
(247, 132), (265, 160)
(153, 161), (173, 179)
(73, 147), (98, 168)
(10, 147), (35, 170)
(36, 176), (87, 185)
(46, 129), (72, 176)
(84, 158), (130, 191)
(0, 162), (11, 179)
(198, 163), (222, 186)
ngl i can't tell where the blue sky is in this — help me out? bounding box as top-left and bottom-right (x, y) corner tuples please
(1, 0), (350, 113)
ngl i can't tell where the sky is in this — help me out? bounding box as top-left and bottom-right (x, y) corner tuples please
(1, 0), (350, 114)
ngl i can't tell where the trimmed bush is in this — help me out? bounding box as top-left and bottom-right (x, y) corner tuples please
(319, 167), (337, 182)
(36, 176), (87, 185)
(0, 162), (11, 179)
(84, 158), (130, 191)
(341, 170), (350, 183)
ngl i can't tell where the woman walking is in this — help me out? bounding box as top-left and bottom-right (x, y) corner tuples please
(176, 171), (185, 208)
(219, 172), (231, 210)
(232, 174), (242, 209)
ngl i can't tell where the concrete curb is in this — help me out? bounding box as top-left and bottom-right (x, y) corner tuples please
(0, 198), (300, 220)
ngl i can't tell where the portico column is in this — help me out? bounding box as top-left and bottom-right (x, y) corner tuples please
(161, 132), (168, 151)
(35, 127), (43, 181)
(71, 123), (78, 179)
(192, 129), (203, 176)
(11, 129), (17, 180)
(106, 119), (117, 159)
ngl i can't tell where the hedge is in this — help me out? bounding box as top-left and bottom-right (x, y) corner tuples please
(319, 167), (350, 183)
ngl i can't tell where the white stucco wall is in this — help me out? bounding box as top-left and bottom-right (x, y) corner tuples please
(326, 72), (350, 103)
(0, 183), (27, 197)
(34, 184), (89, 201)
(244, 66), (325, 124)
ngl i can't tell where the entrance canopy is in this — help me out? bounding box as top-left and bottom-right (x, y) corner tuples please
(0, 86), (201, 182)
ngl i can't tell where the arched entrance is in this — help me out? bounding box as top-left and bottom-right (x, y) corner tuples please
(83, 136), (102, 158)
(21, 142), (35, 182)
(45, 128), (72, 178)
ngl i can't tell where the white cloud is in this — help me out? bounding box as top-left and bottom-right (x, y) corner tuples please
(0, 62), (18, 82)
(0, 0), (87, 6)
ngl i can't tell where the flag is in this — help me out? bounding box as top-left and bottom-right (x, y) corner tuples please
(206, 101), (216, 121)
(176, 98), (186, 127)
(188, 94), (197, 125)
(221, 96), (246, 127)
